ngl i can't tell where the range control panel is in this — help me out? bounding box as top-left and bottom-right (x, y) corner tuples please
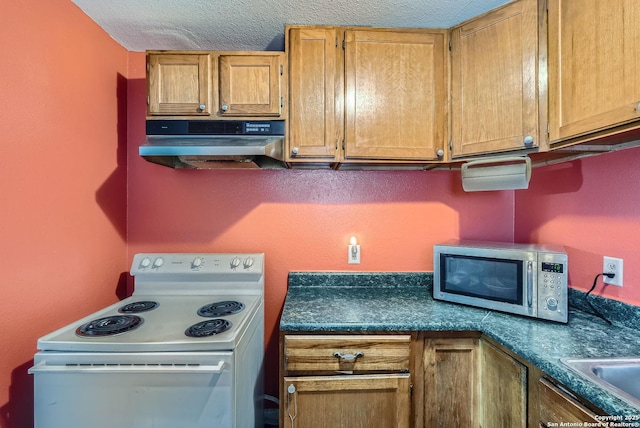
(130, 253), (264, 275)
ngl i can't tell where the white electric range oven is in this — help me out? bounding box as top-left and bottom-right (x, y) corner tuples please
(29, 253), (265, 428)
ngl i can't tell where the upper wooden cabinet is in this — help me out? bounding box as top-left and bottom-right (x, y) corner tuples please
(548, 0), (640, 145)
(286, 26), (447, 165)
(344, 30), (446, 162)
(147, 51), (285, 119)
(218, 54), (282, 116)
(287, 27), (342, 160)
(148, 53), (212, 116)
(450, 0), (545, 158)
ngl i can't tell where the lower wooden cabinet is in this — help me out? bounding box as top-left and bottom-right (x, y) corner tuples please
(281, 332), (603, 428)
(422, 337), (479, 427)
(480, 339), (527, 428)
(282, 374), (411, 428)
(538, 377), (600, 427)
(419, 335), (527, 428)
(280, 334), (412, 427)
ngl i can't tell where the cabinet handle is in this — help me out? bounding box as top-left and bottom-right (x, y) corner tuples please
(524, 135), (534, 146)
(436, 149), (444, 158)
(291, 147), (299, 156)
(636, 102), (640, 111)
(199, 103), (206, 111)
(333, 351), (364, 362)
(287, 384), (298, 428)
(221, 104), (229, 112)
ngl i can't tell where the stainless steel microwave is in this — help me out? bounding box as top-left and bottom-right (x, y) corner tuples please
(433, 240), (568, 323)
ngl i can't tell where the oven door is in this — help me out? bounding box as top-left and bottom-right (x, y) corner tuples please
(434, 250), (537, 317)
(29, 351), (235, 428)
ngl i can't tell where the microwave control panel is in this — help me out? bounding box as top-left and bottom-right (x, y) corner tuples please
(537, 256), (568, 323)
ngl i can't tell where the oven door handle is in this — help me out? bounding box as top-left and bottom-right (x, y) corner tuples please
(527, 261), (534, 308)
(28, 360), (226, 374)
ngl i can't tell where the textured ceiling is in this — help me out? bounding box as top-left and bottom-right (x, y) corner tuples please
(70, 0), (512, 52)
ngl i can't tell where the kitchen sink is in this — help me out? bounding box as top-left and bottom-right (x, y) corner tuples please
(561, 358), (640, 409)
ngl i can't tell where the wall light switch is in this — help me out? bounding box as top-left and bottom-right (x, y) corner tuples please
(348, 245), (361, 264)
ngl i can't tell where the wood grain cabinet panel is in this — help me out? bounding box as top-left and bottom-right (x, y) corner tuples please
(548, 0), (640, 144)
(480, 339), (527, 428)
(344, 30), (446, 161)
(287, 27), (342, 160)
(422, 338), (479, 427)
(147, 51), (285, 120)
(218, 54), (283, 116)
(286, 26), (447, 165)
(282, 374), (411, 428)
(450, 0), (543, 157)
(538, 377), (601, 427)
(281, 334), (412, 428)
(284, 334), (411, 372)
(147, 53), (211, 116)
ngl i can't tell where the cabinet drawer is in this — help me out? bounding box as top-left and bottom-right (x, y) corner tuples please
(284, 335), (411, 372)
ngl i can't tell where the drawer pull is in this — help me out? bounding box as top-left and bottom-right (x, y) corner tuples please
(333, 351), (364, 362)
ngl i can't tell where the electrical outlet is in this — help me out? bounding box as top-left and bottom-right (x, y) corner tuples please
(603, 256), (623, 287)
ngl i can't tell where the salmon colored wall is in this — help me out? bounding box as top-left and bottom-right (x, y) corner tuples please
(16, 2), (640, 422)
(515, 149), (640, 306)
(126, 52), (517, 397)
(0, 1), (129, 427)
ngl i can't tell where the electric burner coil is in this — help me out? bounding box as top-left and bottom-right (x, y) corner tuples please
(197, 300), (245, 317)
(76, 315), (143, 337)
(118, 301), (159, 314)
(185, 319), (231, 337)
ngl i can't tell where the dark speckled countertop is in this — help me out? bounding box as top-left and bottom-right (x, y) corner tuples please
(280, 272), (640, 417)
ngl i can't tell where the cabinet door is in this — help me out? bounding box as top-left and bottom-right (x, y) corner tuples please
(480, 339), (527, 428)
(450, 0), (540, 157)
(423, 338), (479, 427)
(218, 54), (282, 116)
(287, 27), (342, 160)
(344, 29), (446, 161)
(148, 54), (211, 116)
(538, 378), (600, 426)
(283, 374), (411, 428)
(548, 0), (640, 143)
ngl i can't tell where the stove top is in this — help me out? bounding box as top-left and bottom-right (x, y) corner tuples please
(37, 294), (262, 352)
(36, 253), (264, 352)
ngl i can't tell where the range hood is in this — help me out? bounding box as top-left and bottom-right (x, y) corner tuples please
(140, 120), (286, 169)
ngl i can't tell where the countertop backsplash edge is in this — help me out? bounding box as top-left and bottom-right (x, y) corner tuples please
(287, 271), (433, 289)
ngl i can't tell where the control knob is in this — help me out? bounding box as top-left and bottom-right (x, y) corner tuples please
(243, 256), (254, 269)
(230, 257), (241, 270)
(546, 297), (558, 311)
(140, 257), (151, 268)
(192, 257), (203, 269)
(152, 257), (164, 269)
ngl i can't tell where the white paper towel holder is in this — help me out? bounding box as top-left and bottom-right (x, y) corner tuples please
(461, 156), (531, 192)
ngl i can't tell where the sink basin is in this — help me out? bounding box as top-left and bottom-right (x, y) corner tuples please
(561, 358), (640, 409)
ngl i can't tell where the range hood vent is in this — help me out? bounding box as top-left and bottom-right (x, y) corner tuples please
(140, 120), (286, 169)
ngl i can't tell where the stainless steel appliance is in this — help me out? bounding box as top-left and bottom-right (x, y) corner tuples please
(140, 120), (286, 169)
(29, 253), (265, 428)
(433, 240), (568, 323)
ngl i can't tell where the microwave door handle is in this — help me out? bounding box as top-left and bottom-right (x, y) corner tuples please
(527, 261), (533, 307)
